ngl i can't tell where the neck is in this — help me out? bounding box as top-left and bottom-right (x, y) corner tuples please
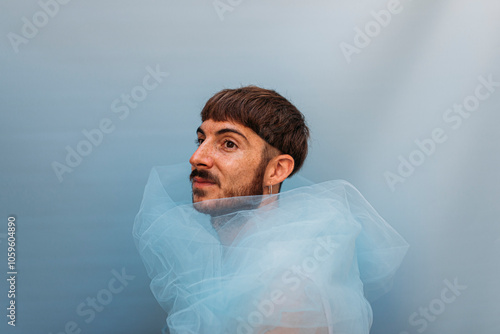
(209, 194), (279, 245)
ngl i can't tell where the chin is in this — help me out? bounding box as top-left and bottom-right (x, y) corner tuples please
(192, 198), (221, 216)
(192, 195), (205, 204)
(192, 192), (218, 204)
(192, 186), (223, 202)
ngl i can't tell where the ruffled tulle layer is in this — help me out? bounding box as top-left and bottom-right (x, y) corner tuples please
(133, 164), (408, 334)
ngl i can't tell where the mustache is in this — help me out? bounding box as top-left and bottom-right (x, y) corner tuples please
(189, 169), (220, 186)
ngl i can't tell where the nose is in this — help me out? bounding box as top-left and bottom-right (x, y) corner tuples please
(189, 141), (214, 169)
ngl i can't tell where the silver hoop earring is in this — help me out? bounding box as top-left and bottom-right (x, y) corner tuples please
(268, 184), (272, 195)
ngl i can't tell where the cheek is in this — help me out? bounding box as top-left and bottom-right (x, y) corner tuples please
(213, 146), (263, 180)
(226, 157), (261, 182)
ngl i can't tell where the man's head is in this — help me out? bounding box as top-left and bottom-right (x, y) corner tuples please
(189, 86), (309, 211)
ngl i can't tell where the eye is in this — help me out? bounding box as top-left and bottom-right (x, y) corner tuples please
(223, 140), (237, 149)
(195, 138), (204, 146)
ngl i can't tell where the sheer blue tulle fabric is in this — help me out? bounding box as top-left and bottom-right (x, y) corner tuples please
(133, 164), (409, 334)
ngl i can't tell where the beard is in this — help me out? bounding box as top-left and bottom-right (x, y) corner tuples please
(190, 159), (267, 216)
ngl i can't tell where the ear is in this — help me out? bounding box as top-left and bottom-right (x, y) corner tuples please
(264, 154), (294, 194)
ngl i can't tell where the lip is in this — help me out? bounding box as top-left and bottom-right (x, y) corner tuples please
(192, 177), (216, 188)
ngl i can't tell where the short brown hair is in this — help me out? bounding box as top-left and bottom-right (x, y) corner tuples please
(201, 86), (309, 176)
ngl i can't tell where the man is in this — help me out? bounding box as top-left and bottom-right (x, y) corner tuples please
(134, 86), (408, 334)
(189, 86), (308, 215)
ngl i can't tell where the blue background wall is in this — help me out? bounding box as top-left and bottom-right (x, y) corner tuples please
(1, 1), (499, 333)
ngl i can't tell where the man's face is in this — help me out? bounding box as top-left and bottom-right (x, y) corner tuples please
(189, 119), (269, 206)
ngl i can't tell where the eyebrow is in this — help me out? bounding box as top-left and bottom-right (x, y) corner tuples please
(196, 127), (249, 143)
